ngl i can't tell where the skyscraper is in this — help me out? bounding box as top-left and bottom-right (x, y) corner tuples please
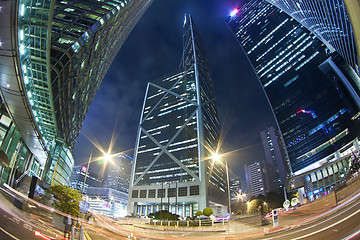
(260, 126), (291, 188)
(70, 165), (102, 194)
(228, 0), (360, 176)
(266, 0), (360, 80)
(127, 15), (228, 218)
(0, 0), (152, 186)
(103, 153), (132, 193)
(229, 178), (242, 200)
(244, 161), (277, 197)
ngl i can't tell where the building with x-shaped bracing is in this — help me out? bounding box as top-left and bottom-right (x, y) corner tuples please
(127, 15), (228, 218)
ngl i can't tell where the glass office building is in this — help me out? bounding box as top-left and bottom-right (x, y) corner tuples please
(260, 126), (291, 188)
(103, 153), (132, 193)
(70, 166), (102, 194)
(0, 0), (152, 186)
(127, 15), (228, 218)
(266, 0), (360, 80)
(228, 0), (360, 175)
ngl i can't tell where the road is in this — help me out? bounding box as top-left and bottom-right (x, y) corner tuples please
(0, 186), (72, 240)
(1, 183), (360, 240)
(258, 195), (360, 240)
(83, 193), (360, 240)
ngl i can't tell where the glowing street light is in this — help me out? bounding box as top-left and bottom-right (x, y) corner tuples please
(212, 153), (221, 162)
(81, 150), (117, 195)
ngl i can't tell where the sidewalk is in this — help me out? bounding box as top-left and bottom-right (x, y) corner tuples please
(109, 186), (360, 239)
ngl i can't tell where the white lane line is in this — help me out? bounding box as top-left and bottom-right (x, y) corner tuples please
(342, 228), (360, 240)
(291, 208), (360, 239)
(267, 192), (360, 239)
(0, 226), (21, 240)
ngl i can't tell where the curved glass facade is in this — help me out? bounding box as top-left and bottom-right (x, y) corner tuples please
(18, 0), (54, 152)
(266, 0), (360, 77)
(0, 0), (152, 187)
(228, 0), (360, 173)
(44, 138), (74, 186)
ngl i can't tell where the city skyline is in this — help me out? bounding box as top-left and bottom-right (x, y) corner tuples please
(73, 0), (276, 192)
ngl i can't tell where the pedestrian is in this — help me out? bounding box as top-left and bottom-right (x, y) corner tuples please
(63, 215), (72, 239)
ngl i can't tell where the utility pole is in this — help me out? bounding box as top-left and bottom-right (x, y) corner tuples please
(81, 151), (93, 195)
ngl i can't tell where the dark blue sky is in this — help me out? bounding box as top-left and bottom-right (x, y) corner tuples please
(73, 0), (277, 192)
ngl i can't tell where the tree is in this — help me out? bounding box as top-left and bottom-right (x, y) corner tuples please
(265, 191), (283, 211)
(196, 211), (203, 218)
(47, 184), (82, 216)
(203, 207), (213, 217)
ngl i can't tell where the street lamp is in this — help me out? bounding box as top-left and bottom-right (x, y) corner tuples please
(81, 150), (116, 195)
(263, 202), (268, 213)
(212, 152), (231, 217)
(81, 150), (93, 195)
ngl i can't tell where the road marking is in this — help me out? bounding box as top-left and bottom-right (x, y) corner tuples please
(291, 208), (360, 239)
(0, 226), (21, 240)
(342, 228), (360, 240)
(267, 196), (360, 239)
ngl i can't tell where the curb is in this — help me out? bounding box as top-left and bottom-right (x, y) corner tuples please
(132, 224), (226, 233)
(264, 226), (291, 235)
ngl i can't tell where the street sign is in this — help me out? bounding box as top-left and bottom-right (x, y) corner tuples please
(291, 198), (299, 206)
(272, 209), (279, 227)
(283, 199), (290, 210)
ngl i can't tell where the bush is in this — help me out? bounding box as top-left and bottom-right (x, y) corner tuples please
(196, 211), (203, 218)
(203, 207), (213, 217)
(148, 210), (179, 220)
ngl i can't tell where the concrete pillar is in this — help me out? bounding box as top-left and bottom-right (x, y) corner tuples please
(182, 205), (185, 218)
(326, 167), (332, 187)
(320, 169), (326, 190)
(190, 204), (193, 217)
(332, 164), (337, 184)
(351, 138), (359, 154)
(175, 205), (179, 216)
(145, 205), (148, 216)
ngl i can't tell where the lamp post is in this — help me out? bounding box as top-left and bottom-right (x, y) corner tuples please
(81, 150), (93, 195)
(81, 150), (113, 195)
(213, 153), (231, 217)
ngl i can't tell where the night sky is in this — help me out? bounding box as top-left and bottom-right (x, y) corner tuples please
(73, 0), (277, 192)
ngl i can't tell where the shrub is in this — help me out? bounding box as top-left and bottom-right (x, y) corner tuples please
(203, 207), (213, 217)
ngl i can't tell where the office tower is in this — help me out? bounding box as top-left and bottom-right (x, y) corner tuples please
(70, 166), (102, 194)
(245, 161), (276, 197)
(229, 178), (242, 200)
(260, 126), (291, 188)
(103, 153), (132, 193)
(127, 15), (228, 218)
(0, 0), (152, 186)
(266, 0), (360, 80)
(228, 0), (360, 176)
